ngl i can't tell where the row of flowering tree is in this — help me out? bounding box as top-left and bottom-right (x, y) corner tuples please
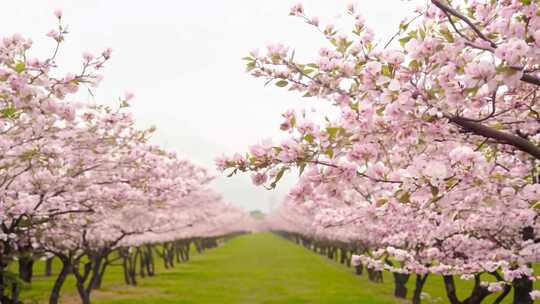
(219, 1), (540, 303)
(0, 12), (253, 304)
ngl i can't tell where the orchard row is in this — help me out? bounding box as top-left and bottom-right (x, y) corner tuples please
(221, 1), (540, 304)
(0, 12), (253, 304)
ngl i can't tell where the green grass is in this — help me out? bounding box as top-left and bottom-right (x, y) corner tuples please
(20, 233), (401, 303)
(18, 233), (523, 303)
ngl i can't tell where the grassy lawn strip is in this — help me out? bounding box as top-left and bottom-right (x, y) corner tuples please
(22, 232), (533, 303)
(20, 233), (400, 303)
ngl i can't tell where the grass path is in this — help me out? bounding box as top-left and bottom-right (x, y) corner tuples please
(23, 233), (401, 303)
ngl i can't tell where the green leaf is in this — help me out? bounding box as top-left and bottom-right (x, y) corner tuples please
(464, 87), (479, 96)
(399, 22), (410, 31)
(398, 191), (410, 203)
(1, 107), (17, 118)
(409, 60), (421, 70)
(445, 177), (458, 189)
(275, 80), (289, 87)
(270, 167), (287, 188)
(399, 36), (412, 47)
(430, 185), (439, 196)
(325, 148), (334, 158)
(521, 0), (532, 5)
(304, 134), (314, 144)
(440, 28), (454, 43)
(20, 149), (37, 161)
(246, 61), (256, 72)
(381, 65), (392, 77)
(298, 162), (307, 176)
(326, 127), (341, 138)
(14, 62), (25, 74)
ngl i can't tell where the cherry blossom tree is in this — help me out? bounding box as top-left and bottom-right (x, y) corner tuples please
(0, 12), (252, 304)
(220, 1), (540, 303)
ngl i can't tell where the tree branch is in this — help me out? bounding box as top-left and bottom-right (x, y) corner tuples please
(446, 114), (540, 160)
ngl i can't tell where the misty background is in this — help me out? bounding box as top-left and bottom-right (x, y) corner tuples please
(0, 1), (418, 211)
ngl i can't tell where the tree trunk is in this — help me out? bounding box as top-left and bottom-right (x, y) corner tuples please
(75, 284), (91, 304)
(11, 281), (20, 304)
(72, 261), (93, 304)
(513, 276), (533, 304)
(94, 260), (108, 290)
(354, 264), (363, 276)
(493, 284), (512, 304)
(393, 273), (410, 299)
(367, 268), (383, 283)
(412, 274), (429, 304)
(44, 258), (53, 277)
(184, 242), (191, 261)
(146, 246), (155, 276)
(121, 251), (131, 285)
(339, 248), (347, 265)
(139, 248), (146, 278)
(443, 274), (494, 304)
(0, 251), (8, 300)
(175, 243), (181, 263)
(88, 255), (103, 290)
(18, 256), (33, 283)
(443, 275), (461, 304)
(49, 260), (71, 304)
(0, 269), (4, 302)
(194, 239), (202, 253)
(129, 250), (138, 286)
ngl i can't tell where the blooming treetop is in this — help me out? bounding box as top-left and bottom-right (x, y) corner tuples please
(218, 0), (540, 298)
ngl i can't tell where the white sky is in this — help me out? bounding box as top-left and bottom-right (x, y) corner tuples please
(0, 1), (419, 212)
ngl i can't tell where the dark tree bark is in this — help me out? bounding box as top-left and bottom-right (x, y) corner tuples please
(49, 260), (71, 304)
(18, 256), (33, 283)
(513, 276), (533, 304)
(139, 247), (146, 278)
(10, 281), (20, 304)
(442, 275), (492, 304)
(88, 255), (102, 290)
(367, 268), (383, 283)
(412, 274), (429, 304)
(120, 248), (136, 286)
(122, 253), (131, 285)
(145, 245), (155, 276)
(94, 258), (108, 290)
(194, 239), (202, 253)
(392, 273), (410, 299)
(339, 247), (347, 265)
(512, 227), (535, 304)
(0, 244), (11, 301)
(354, 264), (363, 276)
(184, 241), (191, 261)
(72, 261), (92, 304)
(44, 258), (53, 277)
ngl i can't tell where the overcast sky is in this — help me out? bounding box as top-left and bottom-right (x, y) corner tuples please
(1, 1), (419, 212)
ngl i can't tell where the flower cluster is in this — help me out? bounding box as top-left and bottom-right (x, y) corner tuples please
(220, 1), (540, 302)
